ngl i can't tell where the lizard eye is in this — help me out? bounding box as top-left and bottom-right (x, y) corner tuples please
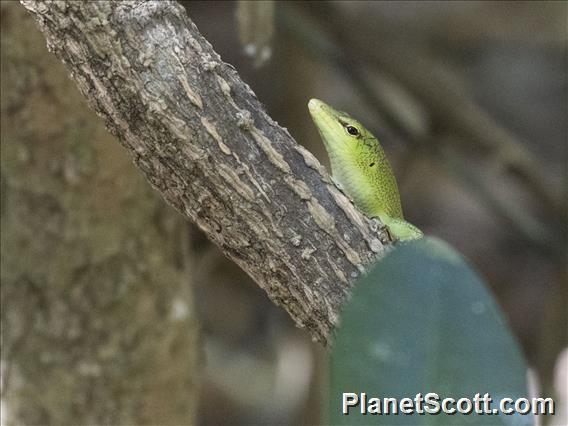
(345, 125), (360, 137)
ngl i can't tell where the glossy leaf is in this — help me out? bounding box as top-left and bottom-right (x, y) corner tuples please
(329, 237), (531, 425)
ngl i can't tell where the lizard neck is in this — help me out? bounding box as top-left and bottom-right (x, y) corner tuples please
(328, 148), (404, 220)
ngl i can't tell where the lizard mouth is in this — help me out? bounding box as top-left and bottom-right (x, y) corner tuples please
(308, 98), (344, 150)
(308, 98), (340, 123)
(308, 98), (336, 127)
(308, 98), (324, 113)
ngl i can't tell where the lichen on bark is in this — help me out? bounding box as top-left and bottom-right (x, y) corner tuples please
(19, 0), (393, 346)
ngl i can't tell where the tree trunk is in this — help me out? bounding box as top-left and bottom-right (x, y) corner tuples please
(19, 0), (392, 346)
(1, 3), (198, 424)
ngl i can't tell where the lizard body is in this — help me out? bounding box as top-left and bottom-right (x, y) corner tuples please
(308, 98), (422, 241)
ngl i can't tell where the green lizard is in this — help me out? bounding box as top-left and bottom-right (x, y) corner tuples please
(308, 98), (423, 241)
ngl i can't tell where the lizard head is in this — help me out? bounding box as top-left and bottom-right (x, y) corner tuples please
(308, 98), (376, 162)
(308, 100), (418, 237)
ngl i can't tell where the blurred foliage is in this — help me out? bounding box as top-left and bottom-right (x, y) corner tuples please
(236, 0), (275, 67)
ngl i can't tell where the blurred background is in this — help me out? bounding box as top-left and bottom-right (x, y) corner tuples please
(1, 1), (566, 425)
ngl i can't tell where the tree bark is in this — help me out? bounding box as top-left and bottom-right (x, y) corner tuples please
(1, 2), (198, 424)
(19, 0), (390, 346)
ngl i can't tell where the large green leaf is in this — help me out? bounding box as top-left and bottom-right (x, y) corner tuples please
(329, 237), (531, 425)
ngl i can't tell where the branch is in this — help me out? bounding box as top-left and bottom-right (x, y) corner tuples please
(20, 0), (389, 346)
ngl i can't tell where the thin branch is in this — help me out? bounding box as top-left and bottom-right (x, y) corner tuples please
(20, 0), (390, 346)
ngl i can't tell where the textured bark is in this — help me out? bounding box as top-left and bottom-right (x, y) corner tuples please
(20, 0), (391, 346)
(1, 3), (198, 424)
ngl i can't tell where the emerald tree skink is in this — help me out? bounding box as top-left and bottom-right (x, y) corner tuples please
(308, 98), (423, 241)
